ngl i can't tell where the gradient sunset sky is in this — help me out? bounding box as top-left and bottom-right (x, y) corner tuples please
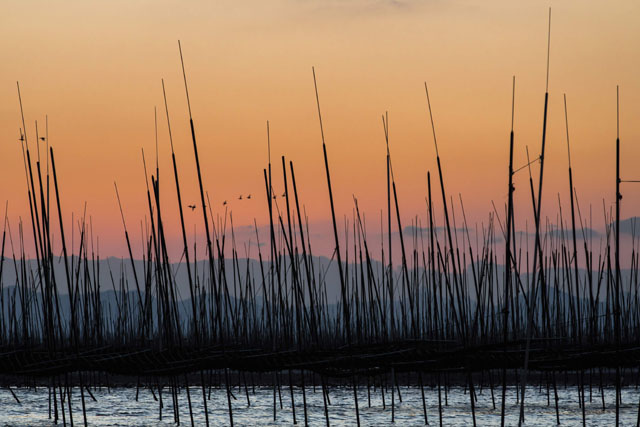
(1, 0), (639, 258)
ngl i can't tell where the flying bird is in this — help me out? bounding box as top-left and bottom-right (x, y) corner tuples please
(247, 194), (252, 199)
(238, 195), (243, 200)
(187, 204), (196, 211)
(39, 137), (45, 141)
(223, 200), (227, 206)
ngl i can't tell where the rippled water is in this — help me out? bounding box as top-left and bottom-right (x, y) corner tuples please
(2, 383), (639, 426)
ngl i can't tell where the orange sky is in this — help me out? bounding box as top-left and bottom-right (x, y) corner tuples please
(1, 0), (639, 258)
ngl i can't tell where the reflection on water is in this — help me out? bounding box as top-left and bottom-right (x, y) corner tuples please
(1, 384), (639, 426)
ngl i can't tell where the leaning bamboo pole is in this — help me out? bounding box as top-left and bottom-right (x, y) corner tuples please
(520, 9), (552, 424)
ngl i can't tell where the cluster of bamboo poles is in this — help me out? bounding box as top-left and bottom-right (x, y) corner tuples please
(2, 17), (640, 426)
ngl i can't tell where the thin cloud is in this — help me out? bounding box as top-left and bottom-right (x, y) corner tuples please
(295, 0), (425, 19)
(612, 217), (640, 236)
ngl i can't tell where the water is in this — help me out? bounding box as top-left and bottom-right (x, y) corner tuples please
(1, 383), (639, 426)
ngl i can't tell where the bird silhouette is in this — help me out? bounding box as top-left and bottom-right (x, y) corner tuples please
(282, 192), (286, 197)
(238, 195), (243, 200)
(247, 194), (252, 199)
(18, 135), (24, 142)
(39, 137), (45, 141)
(223, 200), (227, 206)
(187, 204), (196, 211)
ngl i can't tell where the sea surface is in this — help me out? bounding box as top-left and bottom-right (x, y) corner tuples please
(1, 383), (639, 426)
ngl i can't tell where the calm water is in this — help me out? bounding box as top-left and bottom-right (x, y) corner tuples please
(2, 384), (639, 426)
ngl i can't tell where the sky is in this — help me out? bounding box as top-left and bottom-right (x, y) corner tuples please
(1, 0), (639, 259)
